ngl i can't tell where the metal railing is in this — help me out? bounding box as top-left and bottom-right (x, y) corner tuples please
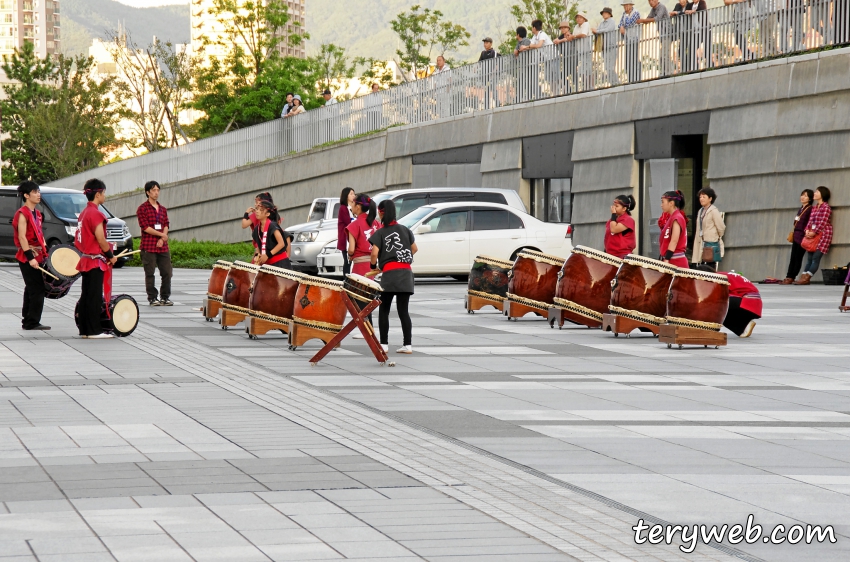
(51, 0), (850, 194)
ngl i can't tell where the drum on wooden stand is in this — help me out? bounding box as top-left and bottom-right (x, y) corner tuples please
(551, 246), (623, 329)
(74, 294), (139, 337)
(204, 260), (231, 320)
(506, 250), (565, 320)
(247, 265), (305, 338)
(344, 274), (383, 303)
(666, 268), (730, 331)
(290, 276), (347, 349)
(467, 255), (514, 313)
(43, 244), (82, 299)
(607, 255), (678, 335)
(221, 261), (259, 328)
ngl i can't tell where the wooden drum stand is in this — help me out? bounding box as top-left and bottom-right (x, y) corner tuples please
(309, 292), (394, 367)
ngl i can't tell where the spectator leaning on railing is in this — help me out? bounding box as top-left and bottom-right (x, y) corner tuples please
(479, 37), (497, 61)
(285, 95), (305, 117)
(593, 8), (619, 86)
(280, 92), (294, 118)
(639, 0), (673, 76)
(619, 2), (642, 83)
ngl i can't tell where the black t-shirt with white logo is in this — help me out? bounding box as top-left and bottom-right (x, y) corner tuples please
(369, 224), (415, 294)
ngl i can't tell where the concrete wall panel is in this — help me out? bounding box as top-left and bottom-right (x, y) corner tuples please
(385, 157), (412, 186)
(571, 123), (634, 162)
(572, 156), (637, 193)
(815, 52), (850, 95)
(480, 140), (522, 173)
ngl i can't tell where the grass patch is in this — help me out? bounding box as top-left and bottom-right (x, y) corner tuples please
(125, 239), (254, 269)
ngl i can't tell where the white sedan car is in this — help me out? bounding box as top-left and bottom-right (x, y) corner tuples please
(319, 202), (572, 277)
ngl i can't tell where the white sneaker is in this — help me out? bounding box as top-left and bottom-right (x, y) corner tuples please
(87, 333), (114, 339)
(352, 332), (365, 339)
(741, 321), (756, 338)
(381, 344), (389, 353)
(396, 345), (413, 354)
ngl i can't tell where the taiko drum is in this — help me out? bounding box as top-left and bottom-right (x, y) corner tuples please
(292, 275), (347, 334)
(222, 261), (259, 314)
(507, 251), (566, 311)
(554, 246), (623, 327)
(468, 255), (514, 303)
(249, 265), (305, 325)
(666, 268), (730, 331)
(207, 260), (232, 303)
(609, 255), (679, 325)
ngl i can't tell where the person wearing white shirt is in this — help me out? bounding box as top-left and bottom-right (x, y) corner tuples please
(434, 55), (451, 73)
(322, 89), (338, 106)
(594, 8), (620, 85)
(527, 19), (554, 50)
(566, 12), (592, 91)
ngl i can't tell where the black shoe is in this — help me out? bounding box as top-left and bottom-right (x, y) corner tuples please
(159, 298), (174, 306)
(149, 299), (162, 306)
(23, 325), (51, 331)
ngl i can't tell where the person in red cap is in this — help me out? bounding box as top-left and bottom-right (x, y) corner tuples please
(75, 178), (117, 339)
(13, 181), (50, 331)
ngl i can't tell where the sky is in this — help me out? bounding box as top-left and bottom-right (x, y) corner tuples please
(113, 0), (188, 7)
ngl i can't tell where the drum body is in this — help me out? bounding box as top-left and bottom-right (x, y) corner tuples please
(468, 255), (514, 303)
(46, 244), (82, 282)
(43, 276), (74, 300)
(507, 251), (565, 311)
(554, 247), (622, 327)
(609, 255), (679, 325)
(222, 261), (259, 314)
(344, 274), (383, 303)
(292, 276), (346, 334)
(207, 261), (232, 303)
(667, 269), (730, 331)
(248, 265), (304, 324)
(74, 294), (139, 337)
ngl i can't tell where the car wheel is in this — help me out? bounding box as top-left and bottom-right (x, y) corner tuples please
(46, 238), (62, 251)
(450, 275), (469, 282)
(510, 247), (540, 261)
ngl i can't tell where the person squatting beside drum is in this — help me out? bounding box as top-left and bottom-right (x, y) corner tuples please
(659, 190), (689, 269)
(136, 180), (173, 306)
(75, 179), (118, 339)
(604, 195), (636, 259)
(367, 200), (418, 354)
(13, 181), (50, 330)
(695, 266), (762, 338)
(251, 201), (292, 269)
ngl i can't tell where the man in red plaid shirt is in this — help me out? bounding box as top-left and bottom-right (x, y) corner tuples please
(136, 181), (173, 306)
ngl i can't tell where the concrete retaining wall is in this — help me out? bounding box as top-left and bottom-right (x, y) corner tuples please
(103, 47), (850, 280)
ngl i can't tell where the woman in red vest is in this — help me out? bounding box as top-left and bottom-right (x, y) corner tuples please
(604, 194), (636, 258)
(659, 190), (689, 268)
(13, 181), (50, 331)
(251, 201), (291, 268)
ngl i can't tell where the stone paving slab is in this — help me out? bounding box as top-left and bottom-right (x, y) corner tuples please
(1, 264), (849, 560)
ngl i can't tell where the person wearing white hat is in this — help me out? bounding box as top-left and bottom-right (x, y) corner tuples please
(618, 1), (641, 83)
(567, 12), (592, 92)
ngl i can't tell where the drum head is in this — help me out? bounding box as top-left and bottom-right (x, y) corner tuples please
(50, 246), (81, 278)
(110, 296), (139, 337)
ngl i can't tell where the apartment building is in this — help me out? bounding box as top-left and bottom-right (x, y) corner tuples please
(0, 0), (60, 59)
(190, 0), (306, 67)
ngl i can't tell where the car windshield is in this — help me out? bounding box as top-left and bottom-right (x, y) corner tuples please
(398, 206), (434, 229)
(41, 192), (113, 221)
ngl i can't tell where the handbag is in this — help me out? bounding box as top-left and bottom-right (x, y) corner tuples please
(802, 232), (821, 253)
(787, 230), (794, 243)
(702, 241), (721, 263)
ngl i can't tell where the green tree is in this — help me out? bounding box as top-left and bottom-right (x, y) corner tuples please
(190, 0), (319, 137)
(1, 42), (56, 184)
(311, 43), (357, 94)
(501, 0), (579, 54)
(390, 5), (471, 79)
(24, 55), (122, 179)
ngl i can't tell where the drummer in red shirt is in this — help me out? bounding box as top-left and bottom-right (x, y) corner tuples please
(347, 194), (381, 335)
(659, 190), (689, 268)
(75, 179), (117, 339)
(13, 181), (50, 331)
(604, 195), (637, 258)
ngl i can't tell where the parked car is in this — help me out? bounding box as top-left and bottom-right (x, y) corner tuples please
(293, 187), (527, 275)
(318, 202), (572, 278)
(0, 186), (134, 267)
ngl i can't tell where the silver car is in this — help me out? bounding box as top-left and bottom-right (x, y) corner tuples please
(290, 187), (527, 275)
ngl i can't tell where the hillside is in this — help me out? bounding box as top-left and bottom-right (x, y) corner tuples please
(61, 0), (190, 56)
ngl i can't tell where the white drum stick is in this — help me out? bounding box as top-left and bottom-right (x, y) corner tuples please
(38, 267), (59, 281)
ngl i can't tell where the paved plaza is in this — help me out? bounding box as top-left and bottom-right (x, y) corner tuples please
(0, 263), (848, 561)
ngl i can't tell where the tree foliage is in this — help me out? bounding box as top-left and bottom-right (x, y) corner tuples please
(390, 5), (470, 79)
(1, 42), (122, 184)
(311, 43), (358, 93)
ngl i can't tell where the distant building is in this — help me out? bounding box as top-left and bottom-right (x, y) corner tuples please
(190, 0), (306, 67)
(0, 0), (61, 59)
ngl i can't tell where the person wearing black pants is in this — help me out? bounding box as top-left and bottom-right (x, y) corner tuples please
(78, 268), (105, 336)
(783, 189), (813, 284)
(13, 181), (50, 330)
(368, 200), (418, 354)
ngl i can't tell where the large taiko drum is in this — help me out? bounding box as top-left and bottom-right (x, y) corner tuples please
(248, 265), (305, 326)
(468, 255), (514, 306)
(222, 261), (260, 315)
(74, 294), (139, 337)
(291, 276), (346, 343)
(507, 250), (565, 313)
(609, 255), (679, 326)
(666, 268), (730, 331)
(207, 260), (232, 304)
(554, 246), (623, 327)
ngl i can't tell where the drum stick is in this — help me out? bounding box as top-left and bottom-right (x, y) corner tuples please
(38, 267), (59, 281)
(115, 249), (141, 258)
